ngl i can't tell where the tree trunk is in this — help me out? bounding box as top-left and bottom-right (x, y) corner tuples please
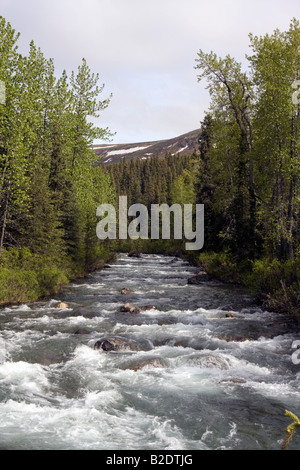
(0, 166), (12, 257)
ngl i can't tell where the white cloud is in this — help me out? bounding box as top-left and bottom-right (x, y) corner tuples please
(2, 0), (300, 143)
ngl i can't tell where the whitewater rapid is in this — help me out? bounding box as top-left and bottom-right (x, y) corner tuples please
(0, 253), (299, 450)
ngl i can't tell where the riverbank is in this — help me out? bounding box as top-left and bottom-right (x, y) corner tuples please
(0, 245), (116, 307)
(113, 240), (300, 320)
(186, 250), (300, 321)
(1, 239), (299, 322)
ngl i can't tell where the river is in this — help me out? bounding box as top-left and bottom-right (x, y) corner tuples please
(0, 253), (299, 450)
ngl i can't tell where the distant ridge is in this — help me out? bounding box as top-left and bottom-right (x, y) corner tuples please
(92, 129), (201, 163)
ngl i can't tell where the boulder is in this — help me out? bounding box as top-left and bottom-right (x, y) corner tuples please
(174, 341), (185, 347)
(128, 252), (141, 258)
(74, 328), (91, 335)
(55, 302), (69, 309)
(225, 312), (235, 318)
(129, 358), (165, 371)
(187, 272), (211, 284)
(186, 354), (230, 370)
(119, 303), (140, 314)
(140, 305), (157, 311)
(121, 288), (134, 295)
(223, 333), (259, 342)
(94, 337), (138, 352)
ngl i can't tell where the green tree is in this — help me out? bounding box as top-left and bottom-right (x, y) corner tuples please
(195, 50), (256, 258)
(248, 18), (300, 260)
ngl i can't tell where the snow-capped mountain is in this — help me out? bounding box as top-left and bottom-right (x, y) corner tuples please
(92, 129), (201, 163)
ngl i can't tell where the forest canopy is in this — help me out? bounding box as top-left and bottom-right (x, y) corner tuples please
(0, 16), (299, 316)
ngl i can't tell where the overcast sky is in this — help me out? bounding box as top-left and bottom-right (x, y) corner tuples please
(1, 0), (300, 143)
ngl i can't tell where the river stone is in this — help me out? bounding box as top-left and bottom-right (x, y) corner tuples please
(187, 272), (212, 284)
(94, 337), (138, 352)
(121, 288), (134, 295)
(119, 303), (140, 314)
(128, 252), (141, 258)
(186, 354), (230, 370)
(129, 358), (165, 371)
(220, 378), (247, 385)
(223, 333), (259, 342)
(55, 302), (69, 309)
(74, 328), (91, 335)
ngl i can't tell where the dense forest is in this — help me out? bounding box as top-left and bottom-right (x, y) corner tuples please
(0, 16), (299, 317)
(0, 16), (116, 304)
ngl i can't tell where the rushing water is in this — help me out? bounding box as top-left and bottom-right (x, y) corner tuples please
(0, 253), (300, 450)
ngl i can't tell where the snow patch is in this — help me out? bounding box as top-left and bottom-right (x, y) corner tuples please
(178, 145), (188, 153)
(172, 145), (189, 156)
(106, 146), (151, 156)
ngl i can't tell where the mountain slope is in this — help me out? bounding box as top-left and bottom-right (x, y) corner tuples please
(92, 129), (201, 163)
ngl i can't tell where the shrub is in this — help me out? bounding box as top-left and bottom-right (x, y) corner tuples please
(197, 251), (244, 283)
(37, 266), (69, 296)
(0, 268), (40, 303)
(0, 247), (70, 305)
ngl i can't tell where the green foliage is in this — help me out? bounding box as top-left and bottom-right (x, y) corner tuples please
(244, 258), (285, 293)
(0, 268), (39, 304)
(106, 153), (194, 209)
(0, 247), (69, 304)
(247, 19), (300, 260)
(196, 251), (248, 284)
(281, 410), (300, 450)
(0, 14), (299, 320)
(115, 238), (185, 257)
(193, 19), (300, 317)
(0, 16), (115, 303)
(170, 169), (196, 205)
(266, 280), (300, 317)
(244, 258), (300, 313)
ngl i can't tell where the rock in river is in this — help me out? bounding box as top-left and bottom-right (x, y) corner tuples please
(55, 302), (69, 309)
(129, 358), (165, 371)
(187, 272), (212, 284)
(121, 288), (134, 295)
(119, 303), (140, 314)
(74, 328), (91, 335)
(140, 305), (157, 311)
(94, 337), (138, 352)
(185, 353), (230, 370)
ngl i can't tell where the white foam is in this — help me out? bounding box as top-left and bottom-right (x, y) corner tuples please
(4, 304), (32, 313)
(0, 337), (8, 363)
(0, 361), (49, 394)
